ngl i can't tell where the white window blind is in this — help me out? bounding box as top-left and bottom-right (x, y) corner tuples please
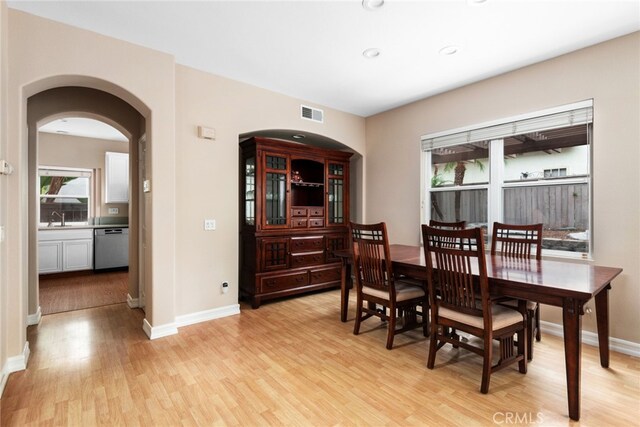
(39, 168), (92, 178)
(421, 103), (593, 151)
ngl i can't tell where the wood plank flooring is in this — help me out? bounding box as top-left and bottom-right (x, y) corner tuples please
(39, 271), (128, 315)
(1, 289), (639, 426)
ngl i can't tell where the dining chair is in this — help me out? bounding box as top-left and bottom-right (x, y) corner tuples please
(491, 222), (543, 360)
(427, 220), (467, 343)
(421, 225), (527, 393)
(349, 222), (428, 350)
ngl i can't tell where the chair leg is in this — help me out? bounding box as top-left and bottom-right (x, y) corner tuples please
(422, 295), (430, 337)
(480, 333), (492, 394)
(353, 296), (363, 335)
(535, 304), (541, 341)
(451, 328), (460, 348)
(517, 327), (528, 374)
(526, 309), (534, 361)
(422, 301), (429, 338)
(427, 327), (438, 369)
(386, 306), (397, 350)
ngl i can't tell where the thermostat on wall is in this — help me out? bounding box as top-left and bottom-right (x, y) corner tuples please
(197, 126), (216, 140)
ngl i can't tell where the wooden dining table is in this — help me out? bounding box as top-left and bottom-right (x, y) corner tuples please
(334, 244), (623, 421)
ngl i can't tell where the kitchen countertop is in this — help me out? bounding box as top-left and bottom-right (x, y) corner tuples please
(38, 224), (129, 231)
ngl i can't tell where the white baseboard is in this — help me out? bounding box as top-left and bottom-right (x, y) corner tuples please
(127, 293), (139, 308)
(0, 342), (30, 398)
(175, 304), (240, 328)
(27, 306), (42, 326)
(141, 304), (240, 340)
(540, 321), (640, 358)
(142, 318), (178, 340)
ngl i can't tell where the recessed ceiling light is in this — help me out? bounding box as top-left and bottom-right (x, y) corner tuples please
(292, 134), (305, 140)
(363, 48), (381, 59)
(439, 45), (460, 56)
(362, 0), (384, 11)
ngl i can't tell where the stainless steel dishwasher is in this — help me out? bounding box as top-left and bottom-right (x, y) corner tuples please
(94, 227), (129, 270)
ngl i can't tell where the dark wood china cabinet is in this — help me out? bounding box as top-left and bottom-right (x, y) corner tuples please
(239, 137), (352, 308)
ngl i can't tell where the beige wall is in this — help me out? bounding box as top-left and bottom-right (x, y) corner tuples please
(174, 65), (365, 316)
(0, 0), (9, 391)
(38, 132), (129, 221)
(365, 32), (640, 343)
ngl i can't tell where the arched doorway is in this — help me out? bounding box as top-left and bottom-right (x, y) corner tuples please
(26, 86), (148, 324)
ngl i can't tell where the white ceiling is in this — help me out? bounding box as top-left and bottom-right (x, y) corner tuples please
(39, 118), (128, 142)
(8, 0), (640, 118)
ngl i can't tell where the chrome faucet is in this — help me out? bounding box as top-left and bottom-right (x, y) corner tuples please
(50, 211), (65, 227)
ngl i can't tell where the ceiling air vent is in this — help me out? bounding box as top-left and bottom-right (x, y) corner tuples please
(301, 105), (324, 123)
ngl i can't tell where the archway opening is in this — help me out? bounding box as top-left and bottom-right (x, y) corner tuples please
(26, 85), (148, 325)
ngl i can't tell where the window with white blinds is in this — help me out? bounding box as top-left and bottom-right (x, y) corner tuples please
(421, 100), (593, 259)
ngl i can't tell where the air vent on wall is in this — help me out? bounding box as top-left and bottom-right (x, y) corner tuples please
(301, 105), (324, 123)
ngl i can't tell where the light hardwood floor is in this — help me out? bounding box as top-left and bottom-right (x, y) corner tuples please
(2, 289), (639, 426)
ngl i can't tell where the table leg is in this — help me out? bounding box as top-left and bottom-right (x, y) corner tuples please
(595, 284), (611, 368)
(340, 260), (351, 322)
(562, 298), (582, 421)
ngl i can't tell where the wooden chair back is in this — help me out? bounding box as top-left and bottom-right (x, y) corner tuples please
(428, 219), (467, 230)
(422, 225), (489, 321)
(349, 222), (394, 298)
(428, 220), (467, 248)
(491, 222), (543, 260)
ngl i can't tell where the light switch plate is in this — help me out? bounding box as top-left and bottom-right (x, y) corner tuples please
(204, 219), (216, 231)
(143, 180), (151, 193)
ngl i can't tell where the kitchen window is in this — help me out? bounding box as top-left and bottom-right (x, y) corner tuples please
(421, 101), (593, 259)
(39, 167), (92, 226)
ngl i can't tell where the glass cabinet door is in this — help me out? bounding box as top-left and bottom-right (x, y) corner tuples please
(264, 154), (288, 226)
(328, 162), (346, 225)
(244, 156), (255, 225)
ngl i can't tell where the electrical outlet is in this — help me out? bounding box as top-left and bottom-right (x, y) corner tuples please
(204, 219), (216, 230)
(108, 207), (119, 215)
(222, 281), (229, 294)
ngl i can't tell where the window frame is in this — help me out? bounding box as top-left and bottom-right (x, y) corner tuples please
(421, 101), (593, 260)
(38, 166), (93, 226)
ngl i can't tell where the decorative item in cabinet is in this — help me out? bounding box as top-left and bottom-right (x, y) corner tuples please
(239, 137), (352, 308)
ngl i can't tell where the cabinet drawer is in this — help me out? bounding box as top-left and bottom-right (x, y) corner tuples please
(309, 266), (342, 285)
(292, 218), (308, 228)
(290, 251), (325, 268)
(291, 208), (308, 217)
(309, 207), (324, 217)
(290, 236), (324, 252)
(309, 218), (324, 228)
(260, 272), (308, 293)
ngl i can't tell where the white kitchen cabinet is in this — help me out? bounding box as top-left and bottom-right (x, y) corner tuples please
(38, 228), (94, 274)
(105, 151), (129, 203)
(38, 241), (63, 274)
(63, 239), (93, 271)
